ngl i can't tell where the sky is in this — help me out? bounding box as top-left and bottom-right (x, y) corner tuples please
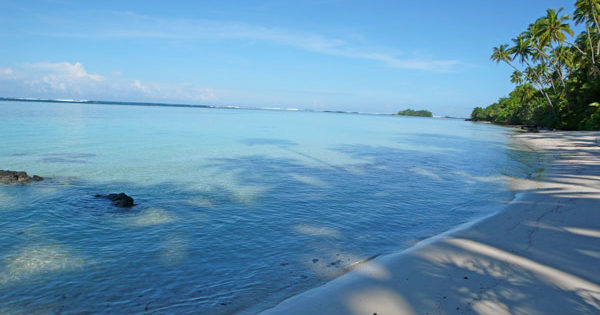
(0, 0), (577, 116)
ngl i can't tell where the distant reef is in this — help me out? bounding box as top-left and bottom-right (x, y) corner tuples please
(396, 109), (433, 117)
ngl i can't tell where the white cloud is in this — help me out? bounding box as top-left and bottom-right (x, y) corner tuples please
(37, 12), (459, 72)
(132, 79), (151, 94)
(228, 26), (458, 71)
(22, 62), (103, 93)
(0, 62), (216, 103)
(0, 67), (13, 77)
(27, 62), (103, 81)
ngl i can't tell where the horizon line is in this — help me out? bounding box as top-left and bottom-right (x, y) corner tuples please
(2, 96), (450, 117)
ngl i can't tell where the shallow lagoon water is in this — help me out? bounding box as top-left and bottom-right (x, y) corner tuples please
(0, 101), (539, 314)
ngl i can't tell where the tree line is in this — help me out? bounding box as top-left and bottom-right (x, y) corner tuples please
(471, 0), (600, 130)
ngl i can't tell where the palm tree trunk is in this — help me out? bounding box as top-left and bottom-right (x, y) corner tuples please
(528, 70), (554, 109)
(503, 59), (520, 73)
(565, 39), (600, 75)
(548, 74), (557, 93)
(586, 27), (596, 64)
(502, 58), (558, 115)
(591, 13), (600, 55)
(520, 60), (559, 123)
(550, 43), (567, 90)
(536, 84), (561, 125)
(556, 65), (566, 89)
(565, 39), (591, 57)
(539, 87), (559, 121)
(554, 65), (569, 110)
(523, 59), (557, 95)
(546, 93), (561, 126)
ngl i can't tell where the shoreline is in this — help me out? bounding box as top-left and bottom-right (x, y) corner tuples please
(259, 131), (600, 314)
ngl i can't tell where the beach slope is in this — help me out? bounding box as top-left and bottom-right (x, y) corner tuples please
(261, 131), (600, 315)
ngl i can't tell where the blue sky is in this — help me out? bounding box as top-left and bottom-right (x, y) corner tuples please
(0, 0), (576, 116)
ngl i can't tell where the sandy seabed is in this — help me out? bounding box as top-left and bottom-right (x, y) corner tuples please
(261, 131), (600, 315)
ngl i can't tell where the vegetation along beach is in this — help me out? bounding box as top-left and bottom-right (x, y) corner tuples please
(0, 1), (598, 314)
(472, 2), (600, 130)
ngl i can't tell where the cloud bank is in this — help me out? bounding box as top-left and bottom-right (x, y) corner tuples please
(0, 62), (216, 103)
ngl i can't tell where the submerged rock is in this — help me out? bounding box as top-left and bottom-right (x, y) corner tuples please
(0, 170), (44, 184)
(95, 193), (135, 208)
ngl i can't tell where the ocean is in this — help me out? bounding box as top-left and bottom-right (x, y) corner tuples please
(0, 100), (539, 314)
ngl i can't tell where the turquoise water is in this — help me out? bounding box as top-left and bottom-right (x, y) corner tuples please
(0, 101), (538, 314)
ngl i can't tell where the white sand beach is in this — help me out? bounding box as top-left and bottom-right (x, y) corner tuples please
(261, 131), (600, 315)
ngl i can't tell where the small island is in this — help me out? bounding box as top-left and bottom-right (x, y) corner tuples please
(396, 109), (433, 117)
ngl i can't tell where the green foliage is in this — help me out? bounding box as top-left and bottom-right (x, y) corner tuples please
(397, 109), (433, 117)
(478, 0), (600, 130)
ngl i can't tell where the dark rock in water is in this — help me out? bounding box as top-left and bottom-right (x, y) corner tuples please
(0, 170), (44, 184)
(327, 259), (342, 267)
(95, 192), (135, 208)
(106, 193), (134, 208)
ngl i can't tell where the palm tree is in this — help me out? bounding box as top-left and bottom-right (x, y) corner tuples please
(510, 34), (533, 64)
(574, 0), (600, 63)
(504, 35), (559, 113)
(524, 67), (538, 83)
(510, 70), (524, 86)
(513, 84), (537, 121)
(557, 45), (576, 71)
(539, 7), (598, 72)
(516, 84), (537, 103)
(550, 46), (572, 85)
(534, 8), (574, 48)
(533, 15), (570, 89)
(536, 62), (557, 92)
(491, 44), (519, 72)
(523, 65), (557, 115)
(510, 34), (553, 88)
(530, 45), (559, 92)
(483, 1), (600, 129)
(574, 0), (600, 30)
(529, 40), (550, 65)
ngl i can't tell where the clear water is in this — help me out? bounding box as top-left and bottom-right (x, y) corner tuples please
(0, 101), (538, 314)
